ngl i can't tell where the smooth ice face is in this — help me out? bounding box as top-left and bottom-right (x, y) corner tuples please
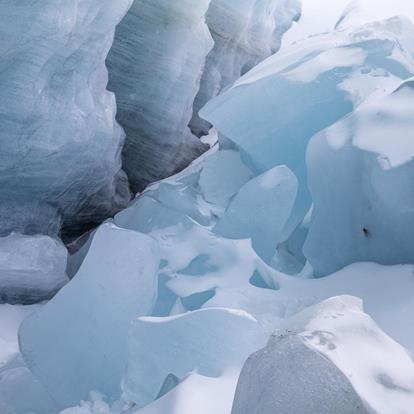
(190, 0), (301, 136)
(0, 0), (132, 238)
(201, 17), (414, 239)
(19, 223), (160, 408)
(198, 150), (254, 207)
(0, 234), (68, 304)
(123, 308), (267, 409)
(233, 296), (414, 414)
(305, 79), (414, 275)
(214, 165), (297, 263)
(107, 0), (213, 192)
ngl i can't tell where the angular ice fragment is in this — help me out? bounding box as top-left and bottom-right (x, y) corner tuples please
(123, 308), (267, 408)
(198, 150), (254, 207)
(305, 78), (414, 275)
(0, 0), (132, 237)
(19, 223), (160, 407)
(214, 166), (297, 263)
(0, 234), (68, 304)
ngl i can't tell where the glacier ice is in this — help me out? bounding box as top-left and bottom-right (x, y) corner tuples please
(0, 234), (68, 304)
(106, 0), (213, 192)
(0, 0), (132, 238)
(107, 0), (301, 191)
(201, 16), (414, 241)
(305, 78), (414, 275)
(19, 223), (160, 408)
(214, 165), (297, 263)
(189, 0), (301, 137)
(233, 296), (414, 414)
(122, 308), (267, 408)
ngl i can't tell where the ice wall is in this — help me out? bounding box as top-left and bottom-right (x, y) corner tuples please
(107, 0), (301, 192)
(0, 0), (133, 239)
(189, 0), (301, 137)
(107, 0), (213, 192)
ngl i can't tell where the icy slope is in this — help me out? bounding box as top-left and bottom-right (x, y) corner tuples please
(201, 16), (414, 246)
(0, 0), (132, 238)
(306, 78), (414, 275)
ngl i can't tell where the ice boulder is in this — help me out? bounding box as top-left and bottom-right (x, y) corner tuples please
(233, 296), (414, 414)
(0, 0), (132, 239)
(19, 223), (160, 408)
(232, 336), (368, 414)
(214, 165), (297, 263)
(123, 308), (268, 408)
(190, 0), (301, 136)
(0, 234), (68, 304)
(107, 0), (213, 192)
(198, 150), (254, 207)
(201, 17), (414, 237)
(305, 78), (414, 275)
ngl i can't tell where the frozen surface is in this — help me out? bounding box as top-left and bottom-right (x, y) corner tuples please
(201, 15), (414, 239)
(123, 308), (267, 408)
(19, 223), (160, 408)
(0, 0), (132, 238)
(306, 79), (414, 275)
(0, 234), (68, 304)
(214, 165), (297, 263)
(107, 0), (212, 191)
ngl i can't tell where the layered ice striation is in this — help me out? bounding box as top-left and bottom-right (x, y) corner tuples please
(0, 234), (68, 304)
(201, 15), (414, 242)
(19, 223), (160, 407)
(107, 0), (213, 192)
(189, 0), (301, 137)
(0, 0), (132, 239)
(107, 0), (301, 191)
(306, 77), (414, 275)
(232, 296), (414, 414)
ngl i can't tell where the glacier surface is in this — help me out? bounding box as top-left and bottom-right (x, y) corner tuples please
(2, 1), (414, 414)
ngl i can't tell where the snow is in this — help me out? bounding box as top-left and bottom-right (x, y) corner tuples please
(123, 308), (267, 408)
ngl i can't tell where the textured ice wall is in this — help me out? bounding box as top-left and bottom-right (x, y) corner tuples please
(305, 78), (414, 275)
(0, 0), (132, 239)
(107, 0), (213, 192)
(189, 0), (301, 137)
(107, 0), (301, 192)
